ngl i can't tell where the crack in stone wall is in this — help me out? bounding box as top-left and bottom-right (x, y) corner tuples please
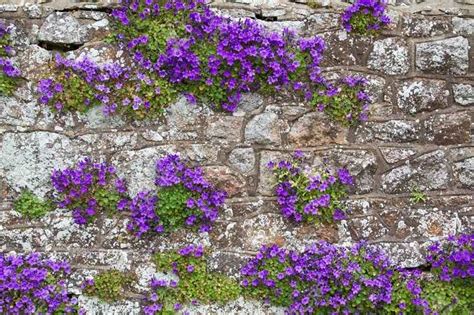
(0, 1), (472, 313)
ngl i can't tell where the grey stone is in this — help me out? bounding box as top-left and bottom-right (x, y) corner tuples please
(78, 296), (140, 315)
(401, 15), (451, 37)
(228, 147), (255, 174)
(38, 12), (87, 45)
(306, 13), (340, 30)
(452, 17), (474, 36)
(424, 112), (471, 145)
(205, 116), (243, 143)
(453, 84), (474, 106)
(368, 38), (410, 75)
(258, 151), (290, 196)
(0, 132), (88, 197)
(416, 37), (470, 75)
(288, 111), (347, 146)
(234, 93), (264, 115)
(381, 150), (449, 193)
(245, 112), (285, 145)
(356, 120), (421, 143)
(15, 44), (52, 81)
(397, 79), (449, 114)
(453, 157), (474, 189)
(165, 97), (206, 130)
(380, 147), (417, 164)
(23, 3), (42, 18)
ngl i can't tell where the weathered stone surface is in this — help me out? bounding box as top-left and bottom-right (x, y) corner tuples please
(320, 30), (373, 66)
(338, 216), (389, 241)
(368, 38), (410, 75)
(205, 116), (243, 143)
(79, 296), (140, 315)
(15, 44), (52, 81)
(38, 12), (87, 45)
(165, 97), (205, 130)
(424, 112), (471, 145)
(228, 147), (255, 174)
(288, 111), (347, 146)
(245, 111), (286, 145)
(453, 83), (474, 106)
(112, 146), (176, 196)
(381, 150), (449, 193)
(416, 37), (470, 75)
(401, 15), (451, 37)
(187, 298), (285, 315)
(452, 17), (474, 35)
(397, 79), (449, 114)
(380, 147), (417, 164)
(355, 120), (421, 143)
(234, 93), (264, 116)
(305, 13), (340, 31)
(314, 149), (378, 194)
(453, 157), (474, 188)
(0, 132), (90, 197)
(203, 166), (246, 197)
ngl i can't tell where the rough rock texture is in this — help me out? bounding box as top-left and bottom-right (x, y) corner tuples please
(416, 37), (470, 75)
(0, 2), (473, 314)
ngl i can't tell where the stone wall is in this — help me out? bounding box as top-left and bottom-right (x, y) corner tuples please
(0, 0), (473, 313)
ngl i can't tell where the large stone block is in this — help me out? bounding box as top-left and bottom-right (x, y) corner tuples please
(381, 150), (449, 193)
(416, 37), (470, 75)
(453, 83), (474, 106)
(423, 112), (471, 145)
(368, 38), (410, 75)
(397, 79), (449, 114)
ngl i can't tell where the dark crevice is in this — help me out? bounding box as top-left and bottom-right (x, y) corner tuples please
(255, 13), (278, 22)
(38, 41), (84, 52)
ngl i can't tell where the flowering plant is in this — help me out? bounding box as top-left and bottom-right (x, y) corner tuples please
(51, 158), (129, 225)
(268, 151), (353, 224)
(127, 154), (226, 237)
(241, 241), (394, 313)
(0, 252), (81, 314)
(38, 54), (177, 120)
(112, 0), (326, 113)
(82, 270), (134, 302)
(0, 23), (21, 95)
(341, 0), (391, 35)
(312, 75), (371, 125)
(143, 244), (240, 314)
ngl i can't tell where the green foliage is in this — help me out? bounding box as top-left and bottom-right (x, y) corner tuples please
(14, 190), (53, 219)
(84, 270), (134, 302)
(311, 82), (368, 126)
(154, 185), (197, 230)
(153, 250), (241, 312)
(0, 33), (19, 96)
(94, 187), (123, 215)
(349, 12), (381, 36)
(410, 188), (427, 204)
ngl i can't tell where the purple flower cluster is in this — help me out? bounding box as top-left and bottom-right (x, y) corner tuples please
(241, 241), (394, 313)
(51, 157), (129, 225)
(427, 233), (474, 281)
(268, 151), (353, 224)
(0, 252), (81, 314)
(112, 0), (326, 113)
(314, 75), (371, 124)
(341, 0), (391, 34)
(38, 54), (175, 119)
(0, 23), (21, 95)
(127, 154), (226, 236)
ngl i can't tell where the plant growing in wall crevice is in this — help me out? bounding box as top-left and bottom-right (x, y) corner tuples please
(341, 0), (391, 36)
(14, 189), (54, 219)
(82, 270), (135, 302)
(143, 244), (241, 314)
(0, 23), (21, 96)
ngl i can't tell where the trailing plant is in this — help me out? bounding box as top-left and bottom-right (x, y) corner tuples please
(241, 234), (474, 314)
(82, 270), (135, 302)
(0, 23), (21, 95)
(0, 252), (81, 314)
(38, 54), (177, 120)
(51, 158), (129, 225)
(14, 189), (53, 219)
(111, 0), (326, 113)
(143, 244), (241, 314)
(311, 75), (370, 125)
(267, 151), (353, 224)
(341, 0), (391, 35)
(126, 154), (227, 236)
(241, 242), (394, 314)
